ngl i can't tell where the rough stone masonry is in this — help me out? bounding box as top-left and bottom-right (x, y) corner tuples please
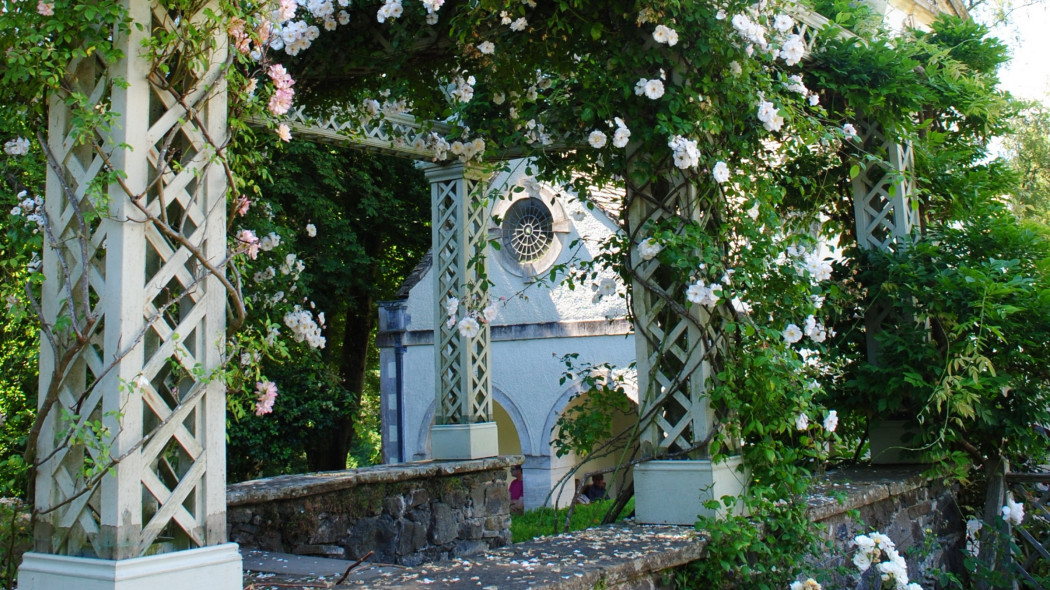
(226, 456), (520, 567)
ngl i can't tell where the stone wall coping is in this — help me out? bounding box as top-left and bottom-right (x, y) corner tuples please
(806, 465), (928, 522)
(242, 465), (937, 589)
(244, 522), (708, 589)
(227, 455), (523, 506)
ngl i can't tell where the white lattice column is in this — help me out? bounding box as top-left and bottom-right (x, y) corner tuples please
(424, 163), (498, 460)
(852, 118), (919, 364)
(627, 174), (747, 525)
(19, 2), (241, 588)
(852, 120), (918, 251)
(851, 119), (921, 464)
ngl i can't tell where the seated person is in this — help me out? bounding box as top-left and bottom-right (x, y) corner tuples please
(509, 465), (524, 513)
(580, 473), (607, 502)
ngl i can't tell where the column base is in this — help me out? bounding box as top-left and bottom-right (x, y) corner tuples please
(634, 457), (748, 525)
(18, 543), (242, 590)
(870, 419), (923, 464)
(431, 422), (498, 460)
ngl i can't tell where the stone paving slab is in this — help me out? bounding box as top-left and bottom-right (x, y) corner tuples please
(243, 521), (708, 589)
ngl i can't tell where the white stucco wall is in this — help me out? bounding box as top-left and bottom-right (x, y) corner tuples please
(387, 160), (637, 508)
(404, 159), (628, 328)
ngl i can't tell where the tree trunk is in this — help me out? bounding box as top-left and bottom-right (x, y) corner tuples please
(305, 234), (383, 472)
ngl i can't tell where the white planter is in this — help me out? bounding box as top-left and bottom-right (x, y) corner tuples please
(634, 457), (748, 525)
(431, 422), (499, 460)
(17, 543), (242, 590)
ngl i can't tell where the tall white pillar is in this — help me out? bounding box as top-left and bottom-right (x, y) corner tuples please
(851, 119), (920, 464)
(851, 120), (919, 251)
(20, 2), (240, 588)
(627, 173), (747, 524)
(424, 163), (498, 460)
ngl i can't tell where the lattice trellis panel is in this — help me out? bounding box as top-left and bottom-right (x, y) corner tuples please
(425, 163), (493, 425)
(1005, 471), (1050, 588)
(851, 119), (919, 251)
(36, 0), (228, 560)
(850, 119), (919, 364)
(285, 106), (453, 159)
(627, 174), (730, 457)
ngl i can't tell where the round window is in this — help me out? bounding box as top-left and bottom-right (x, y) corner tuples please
(502, 198), (554, 264)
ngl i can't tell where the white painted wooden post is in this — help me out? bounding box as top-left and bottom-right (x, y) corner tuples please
(852, 120), (919, 251)
(424, 163), (498, 459)
(19, 2), (241, 588)
(627, 174), (748, 525)
(851, 119), (920, 464)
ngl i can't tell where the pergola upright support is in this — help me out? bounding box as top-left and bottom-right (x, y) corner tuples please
(627, 173), (747, 525)
(851, 120), (919, 251)
(424, 163), (498, 460)
(851, 119), (920, 464)
(19, 2), (241, 588)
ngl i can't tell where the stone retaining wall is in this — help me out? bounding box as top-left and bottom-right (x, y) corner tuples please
(241, 465), (966, 589)
(806, 466), (964, 586)
(227, 456), (520, 567)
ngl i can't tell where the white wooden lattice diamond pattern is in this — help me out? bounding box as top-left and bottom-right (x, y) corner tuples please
(39, 1), (225, 559)
(430, 168), (492, 424)
(38, 49), (115, 558)
(629, 179), (726, 455)
(286, 105), (453, 159)
(852, 120), (918, 251)
(133, 2), (220, 556)
(434, 178), (464, 421)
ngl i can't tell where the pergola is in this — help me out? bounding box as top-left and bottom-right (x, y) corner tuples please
(18, 2), (918, 589)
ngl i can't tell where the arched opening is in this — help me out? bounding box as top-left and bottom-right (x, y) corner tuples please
(493, 401), (522, 455)
(544, 387), (638, 509)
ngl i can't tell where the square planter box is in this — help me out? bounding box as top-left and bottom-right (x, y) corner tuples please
(18, 543), (242, 590)
(431, 422), (499, 460)
(870, 419), (923, 464)
(634, 457), (748, 525)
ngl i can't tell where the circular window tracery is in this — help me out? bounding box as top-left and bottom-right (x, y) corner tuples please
(502, 198), (554, 263)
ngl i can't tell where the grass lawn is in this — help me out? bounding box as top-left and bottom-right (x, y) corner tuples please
(510, 497), (635, 543)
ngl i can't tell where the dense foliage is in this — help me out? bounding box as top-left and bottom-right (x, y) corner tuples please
(227, 140), (431, 479)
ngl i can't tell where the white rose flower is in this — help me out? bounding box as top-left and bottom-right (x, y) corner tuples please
(852, 550), (872, 572)
(653, 24), (679, 46)
(1002, 496), (1025, 525)
(593, 277), (618, 300)
(795, 413), (809, 431)
(686, 281), (708, 304)
(638, 237), (662, 261)
(823, 410), (838, 432)
(643, 79), (665, 99)
(712, 161), (731, 183)
(757, 100), (784, 132)
(780, 34), (806, 66)
(588, 130), (608, 149)
(478, 41), (495, 54)
(747, 202), (760, 220)
(783, 323), (803, 344)
(482, 304), (497, 323)
(457, 316), (481, 338)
